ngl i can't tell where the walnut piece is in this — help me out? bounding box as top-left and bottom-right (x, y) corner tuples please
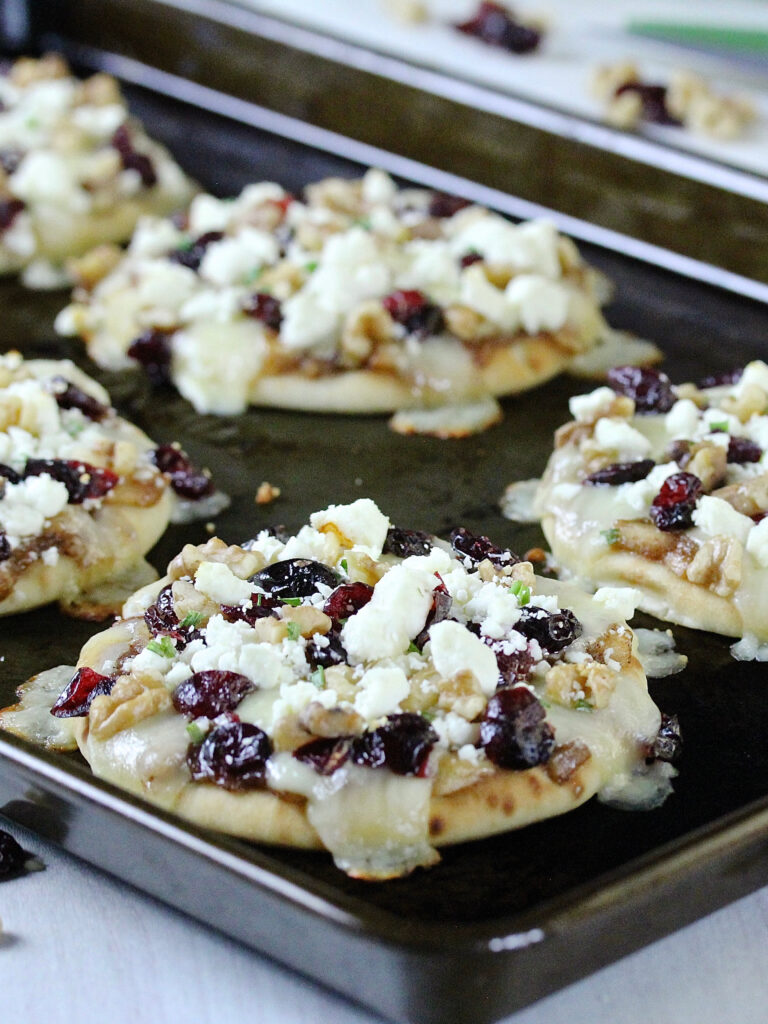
(545, 661), (617, 710)
(88, 672), (171, 740)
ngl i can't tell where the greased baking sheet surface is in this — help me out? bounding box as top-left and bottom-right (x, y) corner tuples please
(2, 84), (768, 1023)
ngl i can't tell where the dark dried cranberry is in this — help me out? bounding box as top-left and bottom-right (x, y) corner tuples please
(0, 829), (31, 879)
(24, 458), (118, 504)
(243, 292), (283, 331)
(306, 629), (347, 669)
(585, 459), (655, 486)
(127, 328), (174, 386)
(615, 82), (681, 126)
(249, 558), (341, 598)
(151, 443), (213, 499)
(728, 437), (762, 464)
(144, 583), (180, 636)
(428, 192), (471, 218)
(0, 533), (10, 562)
(294, 736), (353, 776)
(323, 582), (374, 620)
(51, 667), (114, 718)
(188, 721), (272, 791)
(168, 231), (224, 272)
(0, 148), (24, 175)
(515, 605), (582, 653)
(350, 713), (437, 776)
(0, 197), (25, 232)
(0, 463), (22, 485)
(221, 592), (280, 625)
(650, 472), (702, 532)
(383, 525), (433, 558)
(459, 251), (483, 269)
(382, 289), (445, 338)
(479, 686), (554, 769)
(456, 1), (541, 53)
(450, 526), (518, 569)
(607, 365), (676, 414)
(666, 439), (692, 467)
(51, 377), (109, 421)
(698, 368), (743, 389)
(172, 670), (254, 719)
(650, 713), (682, 763)
(413, 576), (452, 651)
(111, 124), (157, 187)
(487, 639), (535, 686)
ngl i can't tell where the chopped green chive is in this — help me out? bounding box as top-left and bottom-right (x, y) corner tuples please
(245, 266), (264, 284)
(147, 637), (176, 658)
(180, 610), (205, 629)
(509, 580), (531, 606)
(310, 666), (326, 688)
(340, 558), (349, 574)
(186, 721), (207, 744)
(573, 698), (593, 712)
(709, 420), (729, 433)
(421, 708), (438, 722)
(281, 597), (302, 607)
(176, 236), (194, 252)
(353, 216), (372, 229)
(304, 260), (318, 273)
(407, 641), (421, 654)
(601, 527), (620, 545)
(286, 621), (301, 641)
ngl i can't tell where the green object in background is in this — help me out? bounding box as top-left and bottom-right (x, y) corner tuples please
(628, 21), (768, 55)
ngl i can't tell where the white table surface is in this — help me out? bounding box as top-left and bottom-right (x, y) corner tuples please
(2, 819), (768, 1024)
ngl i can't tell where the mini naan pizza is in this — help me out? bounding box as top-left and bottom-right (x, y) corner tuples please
(535, 363), (768, 651)
(0, 54), (195, 286)
(55, 169), (610, 425)
(3, 499), (678, 878)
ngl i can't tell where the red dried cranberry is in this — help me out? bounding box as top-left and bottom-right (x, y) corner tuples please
(111, 124), (157, 187)
(486, 638), (535, 686)
(0, 533), (11, 562)
(650, 472), (702, 532)
(515, 605), (582, 653)
(188, 721), (272, 790)
(480, 686), (554, 769)
(323, 582), (374, 620)
(221, 592), (280, 625)
(699, 368), (743, 389)
(24, 459), (118, 504)
(168, 231), (224, 271)
(172, 670), (254, 719)
(0, 829), (31, 879)
(727, 437), (762, 464)
(144, 583), (180, 635)
(0, 197), (25, 232)
(606, 365), (676, 414)
(249, 558), (341, 598)
(456, 2), (541, 54)
(615, 82), (681, 126)
(649, 712), (682, 763)
(127, 328), (174, 386)
(0, 148), (24, 175)
(382, 289), (445, 338)
(450, 526), (519, 569)
(293, 736), (353, 776)
(428, 192), (471, 218)
(459, 251), (483, 269)
(51, 667), (114, 718)
(243, 292), (283, 331)
(383, 525), (433, 558)
(306, 629), (347, 669)
(413, 575), (452, 651)
(585, 459), (655, 486)
(151, 443), (214, 499)
(51, 377), (109, 421)
(0, 463), (22, 485)
(350, 713), (437, 776)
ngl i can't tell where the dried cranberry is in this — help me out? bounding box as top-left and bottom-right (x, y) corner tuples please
(666, 439), (692, 467)
(323, 582), (374, 620)
(606, 365), (676, 414)
(615, 82), (681, 126)
(0, 148), (24, 175)
(0, 533), (11, 562)
(350, 713), (437, 776)
(450, 526), (518, 569)
(51, 377), (109, 421)
(383, 525), (433, 558)
(249, 558), (341, 598)
(459, 251), (483, 269)
(221, 593), (280, 625)
(487, 639), (535, 686)
(151, 443), (214, 499)
(699, 368), (743, 389)
(650, 713), (682, 763)
(127, 328), (174, 386)
(0, 197), (25, 232)
(456, 2), (541, 54)
(515, 606), (582, 653)
(172, 670), (254, 719)
(306, 629), (347, 669)
(413, 575), (452, 651)
(0, 829), (30, 879)
(111, 124), (157, 187)
(727, 437), (762, 464)
(585, 459), (655, 486)
(479, 686), (554, 769)
(24, 459), (118, 504)
(51, 667), (114, 718)
(144, 583), (180, 636)
(188, 721), (272, 791)
(0, 463), (21, 485)
(428, 192), (471, 218)
(382, 289), (445, 338)
(168, 231), (224, 272)
(650, 472), (702, 532)
(294, 736), (353, 776)
(243, 292), (283, 331)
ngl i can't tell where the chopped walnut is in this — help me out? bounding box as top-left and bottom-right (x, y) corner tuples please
(587, 623), (634, 669)
(443, 304), (488, 342)
(340, 300), (395, 366)
(170, 579), (219, 624)
(255, 481), (281, 505)
(591, 61), (640, 103)
(667, 70), (755, 140)
(271, 714), (312, 753)
(280, 605), (332, 638)
(685, 536), (743, 597)
(67, 244), (123, 291)
(322, 664), (359, 704)
(546, 740), (591, 784)
(88, 672), (171, 740)
(721, 383), (768, 424)
(167, 538), (264, 583)
(436, 670), (486, 721)
(686, 442), (727, 492)
(299, 701), (365, 738)
(712, 476), (768, 518)
(10, 53), (70, 87)
(344, 550), (388, 586)
(675, 382), (708, 408)
(304, 176), (363, 215)
(250, 617), (289, 644)
(76, 72), (122, 107)
(605, 90), (644, 130)
(432, 752), (493, 797)
(545, 660), (617, 710)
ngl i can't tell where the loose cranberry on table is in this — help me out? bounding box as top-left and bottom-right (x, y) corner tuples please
(0, 828), (34, 880)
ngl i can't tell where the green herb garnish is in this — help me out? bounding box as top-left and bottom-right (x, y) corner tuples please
(509, 580), (531, 606)
(407, 641), (421, 654)
(286, 621), (301, 641)
(421, 708), (438, 722)
(709, 420), (729, 433)
(601, 527), (620, 545)
(353, 216), (372, 230)
(340, 558), (349, 573)
(304, 260), (318, 273)
(310, 666), (326, 689)
(245, 266), (264, 284)
(281, 597), (302, 607)
(180, 611), (205, 629)
(573, 698), (594, 712)
(186, 721), (207, 744)
(147, 637), (176, 658)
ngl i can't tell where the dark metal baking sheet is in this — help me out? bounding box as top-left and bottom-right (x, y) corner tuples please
(2, 76), (768, 1024)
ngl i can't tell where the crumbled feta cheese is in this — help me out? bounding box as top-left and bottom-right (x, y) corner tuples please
(341, 563), (435, 663)
(592, 586), (642, 621)
(310, 498), (389, 557)
(569, 387), (616, 422)
(361, 168), (397, 205)
(354, 665), (410, 720)
(593, 418), (652, 456)
(692, 495), (753, 544)
(433, 711), (479, 748)
(199, 229), (279, 287)
(194, 561), (252, 606)
(665, 399), (700, 439)
(459, 264), (519, 331)
(746, 517), (768, 567)
(427, 619), (498, 695)
(731, 361), (768, 399)
(505, 274), (569, 334)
